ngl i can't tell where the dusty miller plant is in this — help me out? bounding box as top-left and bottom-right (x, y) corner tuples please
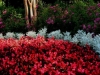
(37, 27), (47, 37)
(47, 30), (63, 39)
(26, 31), (37, 38)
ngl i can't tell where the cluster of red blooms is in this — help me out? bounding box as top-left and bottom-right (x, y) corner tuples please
(0, 36), (100, 75)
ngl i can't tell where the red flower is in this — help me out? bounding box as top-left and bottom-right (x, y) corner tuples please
(0, 36), (100, 75)
(9, 69), (14, 75)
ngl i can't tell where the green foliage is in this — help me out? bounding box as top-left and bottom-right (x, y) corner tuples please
(35, 0), (100, 35)
(1, 0), (100, 35)
(35, 2), (51, 31)
(66, 1), (88, 34)
(0, 1), (2, 7)
(1, 7), (27, 34)
(35, 2), (70, 33)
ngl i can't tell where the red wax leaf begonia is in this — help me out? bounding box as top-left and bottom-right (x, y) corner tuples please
(0, 36), (100, 75)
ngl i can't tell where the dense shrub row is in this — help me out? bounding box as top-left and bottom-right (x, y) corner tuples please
(0, 7), (27, 34)
(0, 1), (100, 35)
(3, 0), (100, 8)
(36, 1), (100, 35)
(0, 36), (100, 75)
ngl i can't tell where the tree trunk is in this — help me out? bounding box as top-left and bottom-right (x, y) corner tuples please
(23, 0), (38, 30)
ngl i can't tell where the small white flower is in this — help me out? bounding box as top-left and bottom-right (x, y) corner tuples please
(47, 30), (63, 39)
(37, 27), (47, 37)
(93, 43), (100, 54)
(74, 30), (86, 41)
(26, 31), (37, 38)
(16, 33), (24, 39)
(71, 36), (79, 44)
(63, 31), (71, 41)
(0, 33), (4, 39)
(4, 32), (15, 38)
(92, 35), (100, 54)
(80, 32), (93, 46)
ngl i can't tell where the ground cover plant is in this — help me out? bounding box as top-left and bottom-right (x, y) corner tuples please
(0, 36), (100, 75)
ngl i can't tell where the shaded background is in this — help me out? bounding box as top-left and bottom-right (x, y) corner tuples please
(2, 0), (100, 8)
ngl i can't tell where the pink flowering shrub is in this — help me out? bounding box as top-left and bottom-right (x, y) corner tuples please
(35, 4), (70, 33)
(81, 2), (100, 34)
(0, 36), (100, 75)
(0, 18), (5, 33)
(1, 7), (27, 33)
(36, 1), (100, 35)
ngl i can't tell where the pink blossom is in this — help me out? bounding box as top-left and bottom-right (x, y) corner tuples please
(46, 17), (54, 24)
(2, 9), (7, 15)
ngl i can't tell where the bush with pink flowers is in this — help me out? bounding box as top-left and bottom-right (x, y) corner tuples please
(0, 36), (100, 75)
(0, 18), (5, 33)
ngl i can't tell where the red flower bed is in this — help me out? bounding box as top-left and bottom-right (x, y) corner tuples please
(0, 36), (100, 75)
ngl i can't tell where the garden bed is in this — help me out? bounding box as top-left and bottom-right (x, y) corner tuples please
(0, 36), (100, 75)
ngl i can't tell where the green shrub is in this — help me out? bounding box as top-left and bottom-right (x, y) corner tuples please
(1, 0), (100, 35)
(78, 1), (100, 34)
(35, 1), (70, 33)
(1, 7), (27, 34)
(35, 0), (100, 35)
